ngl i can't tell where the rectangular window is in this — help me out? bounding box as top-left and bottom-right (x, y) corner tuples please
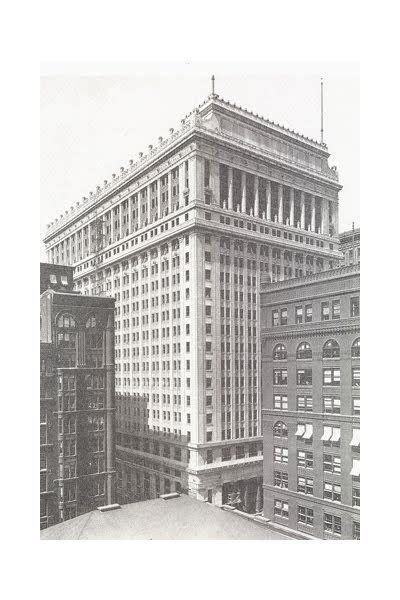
(321, 302), (330, 321)
(297, 369), (312, 386)
(295, 306), (303, 324)
(273, 470), (289, 489)
(305, 304), (312, 322)
(352, 368), (360, 387)
(297, 396), (312, 412)
(297, 450), (313, 469)
(324, 513), (342, 536)
(323, 482), (341, 502)
(274, 446), (288, 463)
(352, 487), (360, 507)
(274, 394), (288, 410)
(323, 396), (341, 413)
(272, 310), (279, 327)
(273, 370), (288, 385)
(352, 397), (360, 415)
(353, 521), (360, 540)
(323, 368), (341, 386)
(297, 476), (313, 495)
(235, 445), (245, 459)
(280, 308), (288, 325)
(332, 300), (341, 320)
(351, 297), (360, 317)
(298, 506), (314, 527)
(323, 454), (341, 474)
(274, 499), (289, 519)
(222, 447), (231, 462)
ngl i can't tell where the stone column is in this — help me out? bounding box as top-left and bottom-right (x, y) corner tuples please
(210, 160), (220, 205)
(157, 177), (162, 218)
(168, 171), (173, 214)
(266, 180), (271, 220)
(179, 163), (185, 207)
(241, 171), (246, 213)
(214, 485), (223, 507)
(289, 188), (295, 226)
(127, 195), (132, 232)
(321, 198), (329, 234)
(227, 167), (233, 210)
(311, 194), (316, 232)
(278, 184), (283, 223)
(254, 176), (259, 217)
(300, 191), (305, 229)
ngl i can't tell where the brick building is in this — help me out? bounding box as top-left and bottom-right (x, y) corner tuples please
(260, 264), (360, 539)
(40, 263), (116, 529)
(42, 89), (342, 508)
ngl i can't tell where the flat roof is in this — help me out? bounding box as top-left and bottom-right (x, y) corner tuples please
(40, 495), (289, 540)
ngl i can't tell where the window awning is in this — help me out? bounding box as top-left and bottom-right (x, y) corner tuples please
(331, 428), (341, 442)
(350, 459), (360, 477)
(321, 427), (332, 441)
(350, 429), (360, 447)
(303, 424), (313, 439)
(296, 424), (306, 437)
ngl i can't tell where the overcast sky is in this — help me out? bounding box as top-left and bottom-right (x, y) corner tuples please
(40, 61), (359, 257)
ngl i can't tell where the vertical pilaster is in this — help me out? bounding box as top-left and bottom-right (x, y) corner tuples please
(266, 180), (271, 220)
(321, 198), (329, 234)
(179, 163), (185, 207)
(228, 167), (233, 210)
(289, 188), (295, 227)
(311, 195), (316, 232)
(300, 191), (305, 229)
(210, 160), (220, 205)
(157, 177), (162, 218)
(278, 184), (283, 223)
(254, 176), (259, 217)
(241, 171), (246, 213)
(168, 171), (173, 214)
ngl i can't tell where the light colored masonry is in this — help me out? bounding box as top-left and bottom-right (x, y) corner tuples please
(44, 92), (342, 507)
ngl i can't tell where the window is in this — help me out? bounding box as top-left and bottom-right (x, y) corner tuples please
(350, 458), (360, 477)
(272, 310), (279, 327)
(206, 432), (213, 442)
(204, 251), (211, 262)
(350, 428), (360, 449)
(352, 368), (360, 387)
(352, 397), (360, 415)
(86, 315), (96, 328)
(295, 423), (313, 440)
(273, 344), (287, 360)
(351, 297), (360, 318)
(274, 470), (288, 488)
(273, 370), (287, 385)
(297, 369), (312, 385)
(352, 338), (360, 358)
(295, 306), (303, 324)
(321, 302), (330, 321)
(323, 482), (341, 502)
(206, 450), (213, 464)
(323, 454), (341, 474)
(323, 513), (341, 536)
(274, 446), (288, 463)
(321, 426), (341, 445)
(323, 396), (341, 414)
(280, 308), (288, 325)
(323, 368), (340, 386)
(296, 342), (312, 360)
(298, 506), (313, 526)
(305, 304), (312, 322)
(297, 396), (312, 412)
(352, 486), (360, 507)
(274, 499), (289, 519)
(353, 521), (360, 540)
(273, 395), (288, 410)
(57, 314), (76, 329)
(297, 450), (313, 469)
(222, 447), (231, 462)
(322, 339), (340, 359)
(332, 300), (340, 320)
(235, 445), (245, 459)
(297, 476), (313, 495)
(273, 421), (288, 438)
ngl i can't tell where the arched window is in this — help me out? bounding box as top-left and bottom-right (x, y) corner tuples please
(352, 338), (360, 358)
(273, 421), (288, 438)
(323, 339), (340, 359)
(86, 315), (97, 328)
(273, 344), (287, 361)
(296, 342), (312, 360)
(57, 314), (76, 329)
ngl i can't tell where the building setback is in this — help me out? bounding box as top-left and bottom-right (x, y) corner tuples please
(40, 263), (116, 529)
(43, 90), (342, 509)
(260, 264), (360, 539)
(339, 226), (360, 266)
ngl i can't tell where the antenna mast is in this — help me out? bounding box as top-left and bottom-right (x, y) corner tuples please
(320, 77), (324, 144)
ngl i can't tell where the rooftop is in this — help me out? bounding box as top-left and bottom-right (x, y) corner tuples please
(40, 495), (289, 540)
(260, 263), (360, 294)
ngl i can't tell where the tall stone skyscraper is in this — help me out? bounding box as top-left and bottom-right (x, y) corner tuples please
(43, 89), (341, 509)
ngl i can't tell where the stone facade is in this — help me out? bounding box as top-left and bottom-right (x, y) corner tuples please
(43, 93), (342, 509)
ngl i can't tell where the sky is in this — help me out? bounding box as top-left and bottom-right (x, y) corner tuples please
(40, 61), (359, 257)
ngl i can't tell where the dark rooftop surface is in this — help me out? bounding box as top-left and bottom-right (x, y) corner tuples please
(40, 495), (289, 540)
